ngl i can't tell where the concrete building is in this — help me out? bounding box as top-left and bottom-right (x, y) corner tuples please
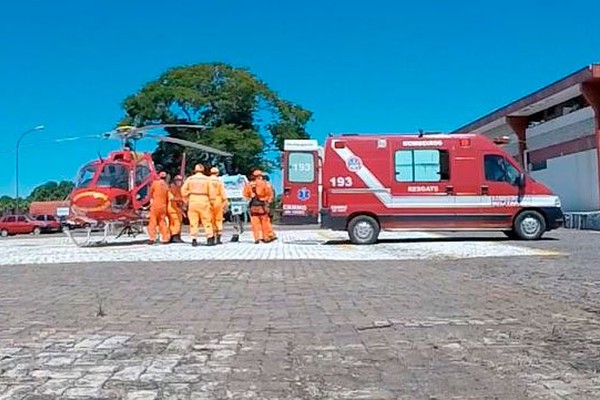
(455, 64), (600, 212)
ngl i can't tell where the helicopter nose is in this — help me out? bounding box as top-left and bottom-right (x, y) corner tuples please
(72, 190), (110, 212)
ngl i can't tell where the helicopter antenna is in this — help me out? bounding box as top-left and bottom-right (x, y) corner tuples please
(97, 151), (104, 163)
(418, 129), (424, 138)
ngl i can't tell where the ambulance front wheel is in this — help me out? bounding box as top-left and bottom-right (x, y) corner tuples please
(348, 215), (380, 245)
(513, 210), (546, 240)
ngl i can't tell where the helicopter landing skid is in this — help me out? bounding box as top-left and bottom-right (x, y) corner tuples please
(115, 223), (144, 239)
(64, 224), (110, 248)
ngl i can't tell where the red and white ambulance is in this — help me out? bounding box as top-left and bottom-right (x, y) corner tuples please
(282, 134), (563, 244)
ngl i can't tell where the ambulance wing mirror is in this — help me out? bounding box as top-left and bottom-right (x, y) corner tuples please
(516, 173), (526, 188)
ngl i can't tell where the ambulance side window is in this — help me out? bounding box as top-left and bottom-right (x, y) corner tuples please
(395, 150), (449, 182)
(484, 155), (520, 184)
(288, 152), (315, 183)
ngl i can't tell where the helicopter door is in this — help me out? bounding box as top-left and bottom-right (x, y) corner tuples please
(133, 160), (152, 209)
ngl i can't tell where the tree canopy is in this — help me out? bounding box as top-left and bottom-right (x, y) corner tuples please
(120, 63), (312, 176)
(0, 181), (74, 215)
(28, 181), (74, 203)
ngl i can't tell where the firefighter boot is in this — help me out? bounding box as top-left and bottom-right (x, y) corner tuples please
(207, 237), (216, 246)
(192, 239), (198, 247)
(231, 234), (239, 242)
(171, 234), (184, 244)
(216, 235), (222, 245)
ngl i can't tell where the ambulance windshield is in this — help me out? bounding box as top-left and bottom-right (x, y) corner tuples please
(288, 152), (314, 183)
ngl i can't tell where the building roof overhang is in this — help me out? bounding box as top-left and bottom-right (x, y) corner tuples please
(454, 64), (600, 134)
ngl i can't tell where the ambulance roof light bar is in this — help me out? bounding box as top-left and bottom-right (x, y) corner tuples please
(283, 139), (319, 151)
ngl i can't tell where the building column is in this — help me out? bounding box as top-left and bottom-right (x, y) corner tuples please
(581, 81), (600, 209)
(506, 116), (528, 167)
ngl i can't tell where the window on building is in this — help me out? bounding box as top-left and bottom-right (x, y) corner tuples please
(288, 152), (315, 183)
(530, 160), (547, 172)
(528, 95), (589, 127)
(395, 150), (450, 182)
(484, 155), (520, 184)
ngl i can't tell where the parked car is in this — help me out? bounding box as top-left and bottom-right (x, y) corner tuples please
(0, 215), (45, 237)
(32, 214), (63, 233)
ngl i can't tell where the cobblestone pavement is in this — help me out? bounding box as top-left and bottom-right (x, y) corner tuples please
(0, 230), (554, 265)
(1, 229), (600, 399)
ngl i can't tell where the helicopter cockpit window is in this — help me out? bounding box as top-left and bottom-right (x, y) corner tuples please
(135, 161), (151, 186)
(76, 165), (97, 188)
(96, 163), (130, 190)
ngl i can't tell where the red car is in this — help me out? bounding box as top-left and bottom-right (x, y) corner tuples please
(33, 214), (63, 233)
(0, 215), (45, 237)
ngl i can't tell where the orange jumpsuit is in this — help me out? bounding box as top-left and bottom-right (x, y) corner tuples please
(243, 179), (275, 242)
(208, 175), (228, 238)
(148, 179), (170, 243)
(181, 173), (213, 240)
(265, 181), (276, 239)
(168, 184), (184, 237)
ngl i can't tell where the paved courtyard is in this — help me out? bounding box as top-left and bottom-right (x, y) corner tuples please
(0, 229), (555, 265)
(1, 228), (600, 399)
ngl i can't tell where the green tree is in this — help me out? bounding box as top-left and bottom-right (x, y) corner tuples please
(0, 196), (16, 215)
(28, 181), (74, 202)
(0, 181), (73, 216)
(120, 63), (312, 176)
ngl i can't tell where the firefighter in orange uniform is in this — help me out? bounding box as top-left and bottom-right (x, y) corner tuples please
(148, 171), (171, 245)
(181, 164), (215, 247)
(243, 170), (276, 244)
(168, 174), (185, 243)
(208, 167), (228, 245)
(263, 174), (277, 241)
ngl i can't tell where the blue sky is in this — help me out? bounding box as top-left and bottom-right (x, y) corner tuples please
(1, 0), (599, 196)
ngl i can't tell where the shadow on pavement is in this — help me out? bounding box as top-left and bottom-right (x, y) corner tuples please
(85, 239), (151, 248)
(324, 236), (559, 245)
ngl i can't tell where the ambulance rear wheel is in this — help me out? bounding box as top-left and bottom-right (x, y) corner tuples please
(348, 215), (379, 245)
(514, 210), (546, 240)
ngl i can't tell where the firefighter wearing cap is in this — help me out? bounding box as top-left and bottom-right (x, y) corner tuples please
(168, 174), (185, 243)
(181, 164), (215, 246)
(147, 171), (171, 245)
(243, 169), (276, 243)
(208, 167), (228, 245)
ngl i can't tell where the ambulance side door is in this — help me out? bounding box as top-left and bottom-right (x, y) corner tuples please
(282, 150), (319, 224)
(478, 152), (522, 228)
(451, 142), (482, 228)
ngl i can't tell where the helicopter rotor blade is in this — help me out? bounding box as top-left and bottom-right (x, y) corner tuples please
(134, 124), (209, 133)
(148, 134), (233, 157)
(53, 134), (106, 142)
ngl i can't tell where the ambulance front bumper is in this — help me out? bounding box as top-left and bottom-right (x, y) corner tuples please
(542, 207), (564, 230)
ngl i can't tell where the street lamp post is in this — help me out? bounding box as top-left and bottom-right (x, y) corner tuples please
(15, 125), (45, 214)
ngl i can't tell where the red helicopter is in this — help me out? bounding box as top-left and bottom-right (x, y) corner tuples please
(65, 124), (232, 246)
